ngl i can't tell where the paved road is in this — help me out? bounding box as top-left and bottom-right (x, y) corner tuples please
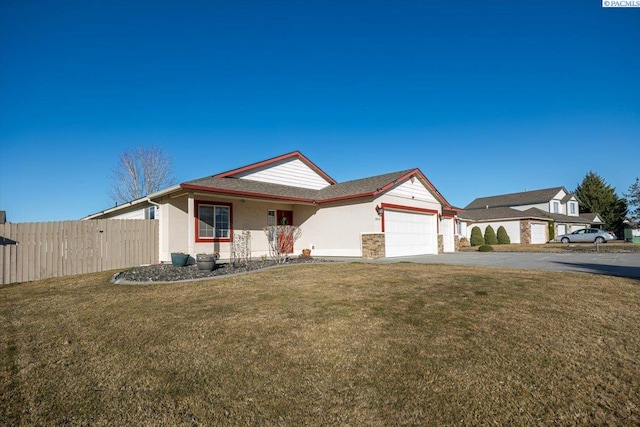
(365, 252), (640, 279)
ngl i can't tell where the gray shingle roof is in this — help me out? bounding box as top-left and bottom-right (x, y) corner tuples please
(459, 207), (549, 221)
(465, 187), (567, 210)
(460, 206), (598, 225)
(184, 169), (418, 203)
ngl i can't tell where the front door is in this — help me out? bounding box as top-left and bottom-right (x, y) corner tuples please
(276, 210), (294, 253)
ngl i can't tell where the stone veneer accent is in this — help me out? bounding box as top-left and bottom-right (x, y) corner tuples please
(520, 220), (531, 244)
(438, 235), (444, 254)
(454, 235), (461, 251)
(361, 233), (385, 259)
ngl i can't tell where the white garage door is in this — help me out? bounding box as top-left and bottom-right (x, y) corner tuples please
(531, 223), (546, 244)
(557, 224), (566, 236)
(385, 210), (437, 257)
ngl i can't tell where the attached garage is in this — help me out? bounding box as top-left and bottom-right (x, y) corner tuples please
(384, 209), (438, 257)
(530, 223), (547, 244)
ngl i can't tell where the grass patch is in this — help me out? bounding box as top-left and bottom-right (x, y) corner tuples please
(460, 242), (640, 253)
(2, 263), (639, 425)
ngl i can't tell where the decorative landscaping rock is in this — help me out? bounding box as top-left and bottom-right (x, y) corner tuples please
(113, 258), (332, 284)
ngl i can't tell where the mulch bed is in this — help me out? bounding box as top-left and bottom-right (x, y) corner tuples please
(113, 256), (328, 283)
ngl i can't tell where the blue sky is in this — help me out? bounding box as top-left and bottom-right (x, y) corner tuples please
(1, 0), (638, 222)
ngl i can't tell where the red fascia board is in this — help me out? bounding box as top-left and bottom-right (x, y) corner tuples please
(381, 203), (439, 215)
(180, 184), (316, 204)
(213, 151), (337, 185)
(443, 208), (464, 216)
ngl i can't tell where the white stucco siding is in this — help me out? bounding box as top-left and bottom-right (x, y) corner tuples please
(163, 195), (190, 261)
(224, 200), (299, 258)
(466, 221), (521, 244)
(233, 158), (331, 189)
(441, 218), (455, 252)
(297, 201), (379, 257)
(459, 221), (468, 239)
(386, 179), (438, 203)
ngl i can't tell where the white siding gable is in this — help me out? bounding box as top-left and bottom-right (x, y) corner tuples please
(553, 189), (567, 200)
(232, 158), (331, 189)
(387, 179), (437, 203)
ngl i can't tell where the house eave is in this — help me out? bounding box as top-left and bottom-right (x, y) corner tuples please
(180, 183), (318, 205)
(82, 185), (182, 220)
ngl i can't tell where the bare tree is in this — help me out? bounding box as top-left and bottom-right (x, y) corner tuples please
(264, 225), (302, 264)
(109, 145), (176, 204)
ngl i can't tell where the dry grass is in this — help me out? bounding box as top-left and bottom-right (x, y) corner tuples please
(2, 263), (639, 426)
(460, 242), (640, 253)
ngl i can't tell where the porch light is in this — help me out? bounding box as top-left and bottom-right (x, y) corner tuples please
(376, 205), (384, 216)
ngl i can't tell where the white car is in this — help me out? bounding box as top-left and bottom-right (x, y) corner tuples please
(555, 228), (616, 244)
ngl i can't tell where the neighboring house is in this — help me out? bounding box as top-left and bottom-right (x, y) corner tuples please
(85, 151), (463, 260)
(461, 187), (603, 244)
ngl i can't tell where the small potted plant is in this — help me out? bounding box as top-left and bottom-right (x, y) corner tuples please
(301, 248), (312, 257)
(171, 252), (190, 267)
(196, 252), (219, 271)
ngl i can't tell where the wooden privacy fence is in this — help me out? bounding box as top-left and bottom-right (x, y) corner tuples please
(0, 219), (158, 285)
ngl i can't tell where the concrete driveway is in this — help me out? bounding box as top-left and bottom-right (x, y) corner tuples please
(369, 252), (640, 279)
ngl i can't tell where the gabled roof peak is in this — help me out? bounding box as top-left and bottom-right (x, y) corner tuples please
(214, 150), (337, 185)
(465, 186), (572, 210)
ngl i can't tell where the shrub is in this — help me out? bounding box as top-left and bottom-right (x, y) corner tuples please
(548, 221), (555, 242)
(470, 226), (484, 246)
(496, 226), (511, 244)
(484, 225), (498, 245)
(478, 244), (494, 252)
(458, 237), (470, 247)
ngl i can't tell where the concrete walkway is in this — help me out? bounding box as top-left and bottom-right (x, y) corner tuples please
(325, 252), (640, 279)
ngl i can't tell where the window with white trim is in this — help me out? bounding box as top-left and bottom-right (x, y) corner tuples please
(553, 201), (560, 213)
(570, 203), (576, 215)
(267, 210), (276, 227)
(197, 203), (231, 240)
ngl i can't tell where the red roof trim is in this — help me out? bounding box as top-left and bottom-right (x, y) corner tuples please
(213, 151), (337, 185)
(183, 167), (454, 208)
(381, 203), (439, 215)
(181, 183), (316, 204)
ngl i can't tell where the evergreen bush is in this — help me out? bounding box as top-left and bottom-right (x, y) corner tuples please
(548, 221), (555, 242)
(496, 226), (511, 244)
(478, 244), (494, 252)
(470, 226), (484, 246)
(484, 225), (498, 245)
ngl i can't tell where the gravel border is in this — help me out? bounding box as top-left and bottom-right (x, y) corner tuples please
(111, 257), (333, 285)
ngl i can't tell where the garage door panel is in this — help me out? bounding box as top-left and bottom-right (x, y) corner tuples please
(531, 223), (546, 244)
(385, 210), (437, 257)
